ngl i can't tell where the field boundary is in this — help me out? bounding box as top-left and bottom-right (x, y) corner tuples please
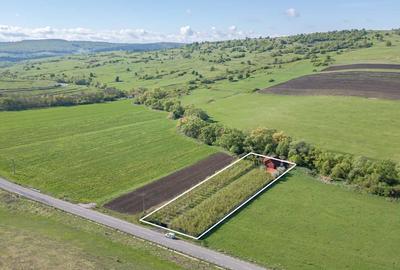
(140, 152), (296, 240)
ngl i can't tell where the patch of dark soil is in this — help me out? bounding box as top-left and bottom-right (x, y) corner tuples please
(261, 71), (400, 99)
(104, 152), (235, 214)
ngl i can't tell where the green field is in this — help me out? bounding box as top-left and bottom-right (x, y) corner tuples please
(182, 90), (400, 161)
(2, 31), (400, 162)
(1, 29), (400, 269)
(0, 190), (213, 270)
(0, 100), (216, 204)
(205, 169), (400, 270)
(0, 79), (99, 96)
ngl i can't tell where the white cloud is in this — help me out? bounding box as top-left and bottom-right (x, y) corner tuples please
(0, 24), (259, 43)
(179, 25), (194, 37)
(228, 25), (237, 32)
(285, 8), (300, 18)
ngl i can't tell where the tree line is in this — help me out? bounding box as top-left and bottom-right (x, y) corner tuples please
(133, 89), (400, 198)
(0, 87), (126, 111)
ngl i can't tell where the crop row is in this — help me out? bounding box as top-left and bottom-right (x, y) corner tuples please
(148, 160), (254, 224)
(146, 158), (273, 237)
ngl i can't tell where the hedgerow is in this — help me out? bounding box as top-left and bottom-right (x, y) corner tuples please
(0, 87), (126, 111)
(134, 90), (400, 198)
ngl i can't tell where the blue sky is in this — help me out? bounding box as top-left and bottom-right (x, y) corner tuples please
(0, 0), (399, 43)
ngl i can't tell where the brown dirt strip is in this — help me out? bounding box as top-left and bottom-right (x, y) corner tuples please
(261, 71), (400, 100)
(104, 152), (235, 214)
(323, 64), (400, 72)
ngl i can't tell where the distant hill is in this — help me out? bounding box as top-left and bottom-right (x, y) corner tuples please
(0, 39), (183, 62)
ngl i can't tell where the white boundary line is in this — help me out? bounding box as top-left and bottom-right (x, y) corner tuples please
(140, 152), (296, 240)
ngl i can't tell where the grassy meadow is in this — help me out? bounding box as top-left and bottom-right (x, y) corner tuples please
(0, 100), (217, 204)
(0, 190), (214, 270)
(0, 29), (400, 270)
(205, 169), (400, 270)
(182, 90), (400, 161)
(2, 30), (400, 162)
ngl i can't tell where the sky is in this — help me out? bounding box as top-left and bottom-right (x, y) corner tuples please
(0, 0), (399, 43)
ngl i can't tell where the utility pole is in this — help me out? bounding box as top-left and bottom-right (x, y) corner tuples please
(11, 159), (15, 175)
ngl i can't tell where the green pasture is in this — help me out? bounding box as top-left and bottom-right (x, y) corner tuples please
(206, 169), (400, 270)
(0, 100), (216, 204)
(182, 90), (400, 162)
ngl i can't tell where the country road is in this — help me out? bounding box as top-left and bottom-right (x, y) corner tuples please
(0, 177), (265, 270)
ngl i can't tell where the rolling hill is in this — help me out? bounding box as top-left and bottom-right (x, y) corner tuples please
(0, 39), (183, 62)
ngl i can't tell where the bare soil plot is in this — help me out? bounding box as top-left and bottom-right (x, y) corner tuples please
(323, 63), (400, 72)
(104, 152), (234, 214)
(261, 71), (400, 99)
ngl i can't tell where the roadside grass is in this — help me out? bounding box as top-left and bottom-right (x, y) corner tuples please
(0, 100), (217, 204)
(205, 169), (400, 270)
(0, 190), (214, 270)
(182, 90), (400, 162)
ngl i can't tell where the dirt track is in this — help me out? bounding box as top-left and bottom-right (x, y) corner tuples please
(261, 71), (400, 99)
(105, 152), (235, 214)
(323, 64), (400, 72)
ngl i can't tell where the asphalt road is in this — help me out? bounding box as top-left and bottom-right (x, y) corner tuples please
(0, 177), (266, 270)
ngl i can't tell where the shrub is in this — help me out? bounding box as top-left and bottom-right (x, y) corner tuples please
(198, 124), (223, 145)
(177, 116), (208, 138)
(216, 128), (246, 154)
(184, 105), (209, 121)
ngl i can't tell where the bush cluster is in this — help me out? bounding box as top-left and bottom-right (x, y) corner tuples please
(132, 88), (209, 120)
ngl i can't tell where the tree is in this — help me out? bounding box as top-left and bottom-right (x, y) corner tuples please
(386, 40), (392, 47)
(198, 124), (223, 145)
(275, 137), (291, 158)
(244, 128), (277, 155)
(330, 156), (353, 181)
(216, 128), (246, 154)
(177, 116), (207, 138)
(373, 160), (399, 185)
(162, 99), (179, 112)
(288, 140), (315, 167)
(168, 104), (185, 119)
(314, 151), (337, 176)
(184, 105), (209, 121)
(115, 76), (120, 82)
